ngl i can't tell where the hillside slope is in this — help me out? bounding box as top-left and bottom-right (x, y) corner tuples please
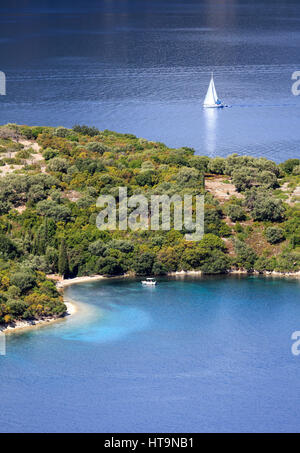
(0, 123), (299, 325)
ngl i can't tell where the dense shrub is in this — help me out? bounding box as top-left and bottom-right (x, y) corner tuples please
(254, 257), (276, 273)
(200, 249), (230, 274)
(189, 156), (210, 172)
(136, 171), (157, 187)
(234, 240), (257, 271)
(251, 197), (285, 222)
(47, 157), (70, 173)
(292, 165), (300, 176)
(134, 252), (155, 275)
(43, 148), (59, 160)
(227, 204), (246, 222)
(88, 240), (107, 256)
(208, 157), (226, 175)
(54, 127), (71, 138)
(73, 124), (100, 137)
(86, 142), (108, 154)
(0, 235), (18, 259)
(265, 226), (285, 244)
(10, 272), (35, 294)
(36, 200), (71, 222)
(280, 159), (300, 174)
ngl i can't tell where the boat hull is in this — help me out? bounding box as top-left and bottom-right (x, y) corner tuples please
(203, 104), (224, 108)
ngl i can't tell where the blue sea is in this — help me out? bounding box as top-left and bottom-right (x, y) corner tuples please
(1, 276), (300, 433)
(0, 0), (300, 161)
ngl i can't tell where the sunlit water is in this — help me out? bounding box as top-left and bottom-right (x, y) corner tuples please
(1, 0), (300, 161)
(1, 276), (300, 433)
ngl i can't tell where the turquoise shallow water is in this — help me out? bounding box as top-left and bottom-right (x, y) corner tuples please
(1, 276), (300, 433)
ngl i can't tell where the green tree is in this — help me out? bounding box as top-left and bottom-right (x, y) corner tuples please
(157, 247), (179, 272)
(58, 238), (69, 278)
(10, 272), (35, 294)
(135, 170), (156, 187)
(134, 252), (155, 275)
(86, 142), (108, 154)
(252, 197), (285, 222)
(280, 158), (300, 174)
(200, 249), (230, 274)
(234, 239), (257, 271)
(47, 157), (70, 173)
(227, 204), (246, 222)
(0, 234), (18, 259)
(88, 240), (107, 256)
(208, 157), (226, 175)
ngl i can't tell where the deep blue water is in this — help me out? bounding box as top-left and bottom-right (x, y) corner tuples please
(1, 276), (300, 433)
(1, 0), (300, 161)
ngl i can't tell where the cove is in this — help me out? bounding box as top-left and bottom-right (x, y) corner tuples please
(0, 276), (300, 433)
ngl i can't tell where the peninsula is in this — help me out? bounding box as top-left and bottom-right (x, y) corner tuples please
(0, 123), (299, 330)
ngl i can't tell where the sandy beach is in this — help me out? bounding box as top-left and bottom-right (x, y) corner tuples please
(56, 275), (107, 288)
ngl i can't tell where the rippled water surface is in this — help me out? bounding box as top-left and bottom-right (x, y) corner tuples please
(1, 276), (300, 433)
(0, 0), (300, 161)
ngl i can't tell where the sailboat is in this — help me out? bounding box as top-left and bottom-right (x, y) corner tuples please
(203, 73), (224, 108)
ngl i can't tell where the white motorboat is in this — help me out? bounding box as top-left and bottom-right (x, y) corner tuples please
(141, 278), (157, 286)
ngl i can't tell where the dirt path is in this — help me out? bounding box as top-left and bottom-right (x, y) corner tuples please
(205, 175), (243, 202)
(281, 182), (300, 205)
(0, 139), (44, 177)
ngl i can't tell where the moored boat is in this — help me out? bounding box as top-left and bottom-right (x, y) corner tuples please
(141, 278), (157, 286)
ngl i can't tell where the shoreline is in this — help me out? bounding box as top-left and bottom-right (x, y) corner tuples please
(168, 269), (300, 278)
(0, 300), (77, 335)
(230, 269), (300, 278)
(56, 275), (108, 288)
(0, 275), (124, 334)
(55, 268), (300, 286)
(2, 268), (299, 334)
(55, 273), (135, 288)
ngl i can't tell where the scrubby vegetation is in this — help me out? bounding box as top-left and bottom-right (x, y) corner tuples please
(0, 123), (299, 325)
(0, 265), (65, 325)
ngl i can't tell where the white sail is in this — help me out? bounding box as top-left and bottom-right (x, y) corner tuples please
(203, 74), (222, 108)
(212, 78), (218, 102)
